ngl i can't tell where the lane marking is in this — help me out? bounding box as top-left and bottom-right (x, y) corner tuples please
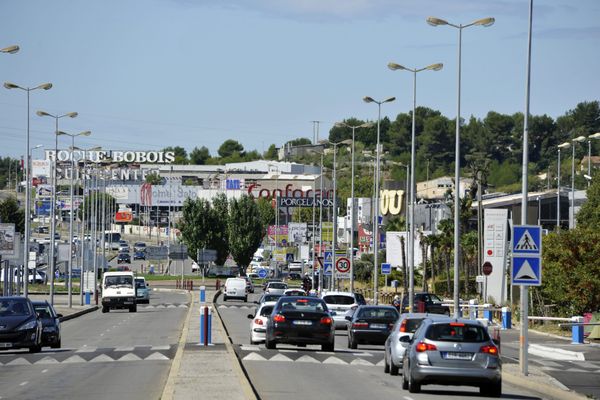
(42, 369), (48, 373)
(20, 381), (28, 386)
(403, 397), (414, 400)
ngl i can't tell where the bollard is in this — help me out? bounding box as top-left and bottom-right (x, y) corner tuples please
(502, 306), (511, 329)
(216, 279), (220, 291)
(199, 306), (212, 346)
(483, 304), (493, 322)
(200, 285), (206, 303)
(207, 306), (212, 344)
(190, 280), (193, 291)
(85, 290), (91, 305)
(469, 299), (478, 320)
(572, 316), (584, 344)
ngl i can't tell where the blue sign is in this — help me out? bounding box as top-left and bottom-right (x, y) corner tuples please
(512, 256), (541, 286)
(286, 253), (294, 263)
(381, 263), (391, 275)
(512, 225), (541, 255)
(323, 251), (333, 276)
(257, 269), (268, 279)
(226, 179), (241, 190)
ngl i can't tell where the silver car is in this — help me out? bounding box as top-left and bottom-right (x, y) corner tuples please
(402, 318), (502, 397)
(384, 313), (438, 375)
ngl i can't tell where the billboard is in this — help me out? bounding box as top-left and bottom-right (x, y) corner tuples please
(268, 225), (289, 246)
(0, 223), (16, 256)
(288, 223), (308, 244)
(115, 210), (133, 223)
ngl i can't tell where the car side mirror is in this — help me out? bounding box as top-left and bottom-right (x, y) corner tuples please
(56, 313), (63, 318)
(344, 315), (352, 321)
(399, 335), (411, 343)
(330, 311), (337, 316)
(146, 283), (150, 287)
(247, 314), (254, 319)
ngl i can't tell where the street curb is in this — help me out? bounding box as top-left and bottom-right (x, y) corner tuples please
(161, 289), (193, 400)
(59, 306), (98, 322)
(502, 370), (587, 400)
(213, 290), (259, 400)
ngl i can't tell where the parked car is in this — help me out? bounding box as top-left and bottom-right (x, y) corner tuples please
(265, 296), (335, 351)
(31, 300), (62, 348)
(134, 277), (150, 304)
(133, 251), (146, 260)
(223, 277), (248, 302)
(265, 281), (288, 295)
(117, 252), (131, 264)
(247, 302), (276, 344)
(0, 297), (43, 353)
(320, 291), (366, 329)
(402, 318), (501, 396)
(384, 313), (438, 375)
(401, 292), (450, 315)
(346, 305), (399, 349)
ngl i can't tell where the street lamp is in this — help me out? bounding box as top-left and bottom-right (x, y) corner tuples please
(37, 110), (78, 306)
(388, 61), (442, 312)
(363, 96), (395, 304)
(587, 132), (600, 186)
(1, 45), (19, 54)
(334, 122), (373, 292)
(57, 130), (92, 308)
(319, 138), (352, 291)
(427, 15), (494, 318)
(4, 81), (53, 297)
(570, 135), (586, 228)
(557, 142), (570, 228)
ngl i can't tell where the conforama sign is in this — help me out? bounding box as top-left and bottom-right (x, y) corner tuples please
(247, 183), (332, 200)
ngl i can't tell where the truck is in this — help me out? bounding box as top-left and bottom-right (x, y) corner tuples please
(101, 271), (137, 313)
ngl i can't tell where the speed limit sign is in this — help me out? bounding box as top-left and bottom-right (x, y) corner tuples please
(335, 257), (351, 279)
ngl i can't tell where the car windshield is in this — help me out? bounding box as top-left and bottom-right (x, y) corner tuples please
(105, 275), (133, 288)
(357, 307), (398, 320)
(323, 295), (355, 305)
(426, 323), (490, 343)
(0, 299), (31, 317)
(403, 318), (425, 333)
(135, 243), (145, 247)
(269, 283), (287, 289)
(278, 298), (326, 312)
(259, 305), (274, 317)
(34, 304), (54, 319)
(430, 294), (443, 302)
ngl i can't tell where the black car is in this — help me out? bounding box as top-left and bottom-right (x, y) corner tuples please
(31, 301), (62, 348)
(0, 297), (43, 353)
(346, 305), (399, 349)
(36, 226), (49, 234)
(133, 251), (146, 260)
(402, 292), (450, 315)
(288, 272), (302, 281)
(117, 253), (131, 264)
(265, 296), (335, 351)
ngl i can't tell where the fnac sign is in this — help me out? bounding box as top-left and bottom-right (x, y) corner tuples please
(380, 190), (405, 216)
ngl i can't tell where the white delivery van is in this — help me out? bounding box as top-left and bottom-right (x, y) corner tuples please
(223, 277), (247, 302)
(101, 271), (137, 313)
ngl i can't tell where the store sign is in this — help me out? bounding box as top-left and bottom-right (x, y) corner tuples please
(247, 183), (332, 200)
(379, 189), (405, 216)
(276, 197), (334, 208)
(45, 150), (175, 164)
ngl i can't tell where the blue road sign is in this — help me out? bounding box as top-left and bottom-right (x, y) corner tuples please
(512, 225), (542, 255)
(323, 251), (333, 275)
(324, 251), (333, 263)
(381, 263), (391, 275)
(286, 253), (294, 263)
(257, 269), (268, 279)
(512, 256), (541, 286)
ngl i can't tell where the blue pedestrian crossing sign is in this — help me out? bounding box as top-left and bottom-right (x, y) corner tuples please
(323, 251), (333, 276)
(512, 225), (541, 255)
(512, 256), (541, 286)
(381, 263), (391, 275)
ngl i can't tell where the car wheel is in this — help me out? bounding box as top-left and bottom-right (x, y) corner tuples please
(223, 295), (228, 301)
(51, 339), (61, 349)
(129, 305), (137, 312)
(265, 337), (276, 350)
(390, 361), (399, 376)
(408, 370), (421, 393)
(244, 296), (248, 302)
(102, 306), (109, 313)
(29, 345), (41, 353)
(480, 380), (502, 397)
(322, 341), (335, 352)
(384, 351), (390, 373)
(348, 335), (357, 350)
(402, 371), (409, 390)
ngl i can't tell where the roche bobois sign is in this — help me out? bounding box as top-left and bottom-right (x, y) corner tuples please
(45, 150), (176, 164)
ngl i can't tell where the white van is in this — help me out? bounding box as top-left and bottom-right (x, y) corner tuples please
(101, 271), (137, 313)
(223, 278), (247, 302)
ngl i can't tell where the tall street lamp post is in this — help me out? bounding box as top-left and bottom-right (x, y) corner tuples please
(37, 110), (78, 305)
(57, 130), (92, 307)
(4, 81), (53, 297)
(570, 135), (586, 229)
(557, 142), (570, 228)
(587, 133), (600, 186)
(427, 15), (494, 318)
(334, 122), (372, 292)
(363, 96), (395, 304)
(388, 61), (442, 312)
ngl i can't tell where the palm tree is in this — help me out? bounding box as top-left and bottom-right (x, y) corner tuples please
(437, 218), (454, 295)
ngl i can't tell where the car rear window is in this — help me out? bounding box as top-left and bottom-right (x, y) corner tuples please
(269, 283), (287, 289)
(357, 307), (398, 320)
(426, 323), (490, 342)
(279, 298), (326, 312)
(322, 295), (355, 305)
(259, 305), (274, 317)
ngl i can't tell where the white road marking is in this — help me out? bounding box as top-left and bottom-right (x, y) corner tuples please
(19, 381), (28, 386)
(41, 369), (48, 373)
(403, 396), (414, 400)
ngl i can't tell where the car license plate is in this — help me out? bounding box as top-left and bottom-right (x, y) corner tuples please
(370, 323), (387, 329)
(443, 352), (473, 360)
(0, 343), (12, 348)
(293, 320), (312, 326)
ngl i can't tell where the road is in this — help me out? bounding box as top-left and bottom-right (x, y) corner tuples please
(217, 290), (544, 400)
(0, 290), (188, 400)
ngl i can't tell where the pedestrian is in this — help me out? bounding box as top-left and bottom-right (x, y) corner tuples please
(392, 295), (401, 312)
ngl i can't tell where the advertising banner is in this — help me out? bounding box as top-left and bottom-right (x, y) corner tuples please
(0, 223), (16, 256)
(32, 159), (51, 178)
(268, 225), (289, 246)
(321, 222), (333, 242)
(288, 222), (308, 244)
(34, 199), (53, 216)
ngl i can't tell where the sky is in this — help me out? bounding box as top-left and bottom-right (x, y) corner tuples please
(1, 0), (599, 160)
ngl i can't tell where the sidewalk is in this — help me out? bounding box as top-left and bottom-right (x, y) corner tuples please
(28, 293), (99, 321)
(162, 287), (256, 400)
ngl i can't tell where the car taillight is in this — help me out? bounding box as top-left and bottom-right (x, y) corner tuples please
(320, 316), (332, 325)
(399, 319), (408, 332)
(254, 319), (263, 325)
(352, 322), (368, 329)
(273, 314), (286, 323)
(415, 341), (437, 352)
(480, 345), (499, 355)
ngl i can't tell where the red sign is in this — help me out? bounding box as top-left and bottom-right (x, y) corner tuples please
(335, 257), (351, 273)
(115, 210), (133, 223)
(487, 249), (493, 256)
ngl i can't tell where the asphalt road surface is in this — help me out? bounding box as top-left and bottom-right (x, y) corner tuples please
(218, 290), (545, 400)
(0, 290), (188, 400)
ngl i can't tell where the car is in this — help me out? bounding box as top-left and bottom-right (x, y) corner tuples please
(31, 301), (62, 348)
(384, 313), (438, 376)
(247, 272), (259, 280)
(35, 226), (49, 234)
(0, 297), (43, 353)
(133, 242), (147, 252)
(133, 251), (146, 260)
(346, 305), (399, 349)
(288, 272), (302, 281)
(247, 302), (276, 344)
(117, 253), (131, 264)
(240, 276), (254, 293)
(320, 291), (366, 329)
(265, 296), (335, 351)
(265, 281), (287, 295)
(402, 318), (502, 396)
(135, 277), (150, 304)
(223, 277), (248, 302)
(114, 266), (131, 271)
(256, 293), (283, 305)
(28, 269), (47, 284)
(401, 292), (450, 315)
(262, 279), (282, 291)
(283, 288), (306, 296)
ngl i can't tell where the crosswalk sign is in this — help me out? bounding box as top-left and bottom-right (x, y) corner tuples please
(512, 256), (541, 286)
(323, 251), (332, 276)
(512, 225), (541, 255)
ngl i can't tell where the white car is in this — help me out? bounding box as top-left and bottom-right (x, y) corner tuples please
(283, 288), (306, 296)
(247, 302), (277, 344)
(223, 277), (248, 302)
(264, 281), (287, 295)
(321, 291), (361, 329)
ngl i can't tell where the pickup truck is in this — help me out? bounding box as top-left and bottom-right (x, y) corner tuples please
(101, 271), (137, 313)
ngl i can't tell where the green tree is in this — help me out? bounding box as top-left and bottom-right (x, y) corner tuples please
(0, 196), (24, 233)
(286, 138), (312, 146)
(179, 198), (214, 269)
(264, 144), (278, 160)
(228, 195), (263, 273)
(211, 193), (230, 265)
(576, 170), (600, 228)
(189, 146), (210, 165)
(218, 140), (244, 158)
(145, 172), (162, 185)
(256, 197), (275, 237)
